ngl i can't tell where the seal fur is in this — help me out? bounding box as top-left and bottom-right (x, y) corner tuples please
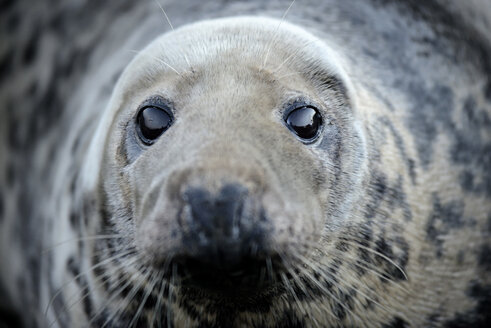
(0, 1), (490, 327)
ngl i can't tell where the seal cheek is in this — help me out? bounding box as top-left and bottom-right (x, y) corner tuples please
(262, 188), (324, 248)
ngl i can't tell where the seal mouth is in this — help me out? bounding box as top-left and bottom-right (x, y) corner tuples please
(172, 255), (284, 294)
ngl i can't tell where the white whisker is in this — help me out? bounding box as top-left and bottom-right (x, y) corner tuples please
(129, 271), (159, 328)
(99, 268), (152, 328)
(129, 49), (182, 76)
(45, 248), (136, 318)
(42, 234), (123, 254)
(153, 0), (192, 68)
(262, 0), (296, 69)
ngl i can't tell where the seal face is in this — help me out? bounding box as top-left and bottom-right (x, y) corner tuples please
(1, 1), (490, 327)
(99, 16), (357, 302)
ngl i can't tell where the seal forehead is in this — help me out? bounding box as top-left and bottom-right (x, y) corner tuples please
(118, 16), (349, 94)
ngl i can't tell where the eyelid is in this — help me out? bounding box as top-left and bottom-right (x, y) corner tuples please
(136, 95), (175, 117)
(282, 98), (320, 120)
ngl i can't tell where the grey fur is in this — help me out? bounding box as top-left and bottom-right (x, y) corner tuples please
(0, 0), (490, 327)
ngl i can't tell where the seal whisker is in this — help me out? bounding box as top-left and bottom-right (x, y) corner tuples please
(280, 272), (308, 316)
(91, 264), (149, 328)
(99, 268), (153, 328)
(128, 270), (160, 328)
(167, 263), (177, 328)
(321, 247), (411, 293)
(153, 0), (192, 69)
(261, 0), (296, 69)
(277, 71), (303, 79)
(292, 253), (361, 323)
(287, 238), (411, 293)
(129, 49), (182, 76)
(273, 39), (318, 74)
(280, 254), (339, 324)
(149, 271), (167, 328)
(45, 248), (136, 318)
(299, 252), (395, 316)
(57, 256), (141, 327)
(339, 239), (409, 281)
(266, 256), (274, 282)
(41, 234), (124, 254)
(290, 230), (409, 283)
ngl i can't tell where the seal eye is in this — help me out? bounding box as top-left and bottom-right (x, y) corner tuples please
(285, 106), (322, 141)
(136, 106), (173, 144)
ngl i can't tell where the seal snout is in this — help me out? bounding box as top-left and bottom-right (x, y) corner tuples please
(174, 182), (277, 289)
(180, 183), (267, 265)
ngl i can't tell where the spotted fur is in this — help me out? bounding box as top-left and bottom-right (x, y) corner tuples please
(0, 1), (490, 327)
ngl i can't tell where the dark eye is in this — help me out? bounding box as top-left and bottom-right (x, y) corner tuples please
(136, 106), (173, 144)
(285, 106), (322, 141)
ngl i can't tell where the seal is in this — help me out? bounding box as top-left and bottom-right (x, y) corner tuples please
(0, 1), (490, 327)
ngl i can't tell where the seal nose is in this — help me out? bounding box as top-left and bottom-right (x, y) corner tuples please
(180, 183), (267, 268)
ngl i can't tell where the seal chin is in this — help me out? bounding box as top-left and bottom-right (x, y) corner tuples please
(174, 254), (284, 294)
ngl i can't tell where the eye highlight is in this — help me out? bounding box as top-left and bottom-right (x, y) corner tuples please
(136, 105), (173, 145)
(285, 105), (322, 142)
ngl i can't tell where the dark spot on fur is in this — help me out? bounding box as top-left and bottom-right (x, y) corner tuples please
(46, 254), (70, 328)
(69, 212), (79, 228)
(6, 161), (15, 189)
(93, 251), (112, 293)
(51, 290), (70, 327)
(459, 170), (474, 192)
(406, 83), (455, 167)
(318, 120), (342, 179)
(6, 10), (19, 32)
(376, 0), (491, 102)
(365, 174), (387, 218)
(392, 237), (409, 280)
(478, 244), (491, 272)
(382, 316), (408, 328)
(444, 281), (491, 327)
(386, 176), (412, 221)
(485, 82), (491, 103)
(340, 288), (356, 311)
(7, 114), (24, 150)
(426, 195), (465, 257)
(452, 138), (491, 196)
(22, 29), (39, 65)
(274, 311), (304, 328)
(0, 49), (13, 83)
(332, 301), (347, 321)
(67, 256), (93, 318)
(0, 307), (23, 327)
(407, 158), (416, 184)
(0, 189), (4, 221)
(379, 117), (417, 184)
(375, 238), (393, 263)
(335, 241), (349, 252)
(0, 280), (24, 327)
(0, 0), (15, 11)
(69, 176), (77, 195)
(449, 95), (491, 196)
(374, 236), (409, 281)
(28, 80), (38, 96)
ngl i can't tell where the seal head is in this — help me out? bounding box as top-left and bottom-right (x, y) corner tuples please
(89, 16), (365, 305)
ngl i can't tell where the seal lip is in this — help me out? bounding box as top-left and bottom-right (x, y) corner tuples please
(282, 99), (324, 145)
